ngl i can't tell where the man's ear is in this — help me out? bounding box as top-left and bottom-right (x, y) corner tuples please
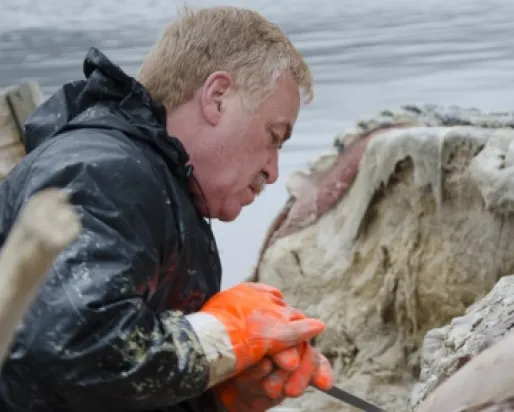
(200, 71), (233, 126)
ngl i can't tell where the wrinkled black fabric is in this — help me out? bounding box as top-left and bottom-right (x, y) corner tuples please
(0, 47), (224, 412)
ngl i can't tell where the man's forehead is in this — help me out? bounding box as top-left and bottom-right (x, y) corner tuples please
(265, 72), (301, 114)
(260, 73), (301, 140)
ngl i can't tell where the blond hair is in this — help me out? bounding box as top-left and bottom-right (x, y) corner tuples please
(136, 6), (313, 112)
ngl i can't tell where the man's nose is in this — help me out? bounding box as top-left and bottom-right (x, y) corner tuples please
(263, 150), (279, 184)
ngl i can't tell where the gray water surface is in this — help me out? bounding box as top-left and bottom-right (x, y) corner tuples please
(1, 0), (514, 287)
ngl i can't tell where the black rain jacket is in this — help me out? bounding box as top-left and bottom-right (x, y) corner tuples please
(0, 47), (224, 412)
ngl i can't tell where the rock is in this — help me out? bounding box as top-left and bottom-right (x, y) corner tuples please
(253, 104), (514, 411)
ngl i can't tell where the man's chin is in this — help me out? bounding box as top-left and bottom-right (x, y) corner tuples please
(217, 203), (244, 222)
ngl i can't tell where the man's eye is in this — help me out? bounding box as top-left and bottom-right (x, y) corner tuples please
(270, 132), (282, 148)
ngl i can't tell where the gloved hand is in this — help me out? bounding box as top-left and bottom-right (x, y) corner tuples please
(213, 342), (334, 412)
(213, 356), (287, 412)
(267, 342), (334, 397)
(185, 282), (327, 388)
(240, 284), (334, 396)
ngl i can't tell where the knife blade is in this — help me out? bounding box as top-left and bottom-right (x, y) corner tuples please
(311, 383), (387, 412)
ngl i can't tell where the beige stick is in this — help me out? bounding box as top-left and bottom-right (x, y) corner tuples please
(0, 189), (81, 365)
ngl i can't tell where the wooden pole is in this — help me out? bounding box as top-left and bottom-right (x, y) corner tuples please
(0, 189), (81, 365)
(0, 82), (43, 180)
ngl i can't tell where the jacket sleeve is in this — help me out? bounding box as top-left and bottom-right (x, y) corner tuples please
(11, 137), (213, 411)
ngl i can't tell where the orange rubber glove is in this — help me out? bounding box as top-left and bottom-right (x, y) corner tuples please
(238, 284), (334, 395)
(213, 342), (334, 411)
(267, 342), (334, 397)
(185, 282), (326, 388)
(213, 356), (284, 411)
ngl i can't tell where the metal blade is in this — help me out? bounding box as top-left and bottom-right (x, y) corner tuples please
(311, 384), (387, 412)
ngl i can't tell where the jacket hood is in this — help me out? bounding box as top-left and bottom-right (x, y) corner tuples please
(23, 47), (190, 174)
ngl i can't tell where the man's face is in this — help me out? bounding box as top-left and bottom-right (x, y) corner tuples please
(192, 71), (301, 222)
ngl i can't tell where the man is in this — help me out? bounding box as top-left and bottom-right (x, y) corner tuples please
(0, 6), (334, 412)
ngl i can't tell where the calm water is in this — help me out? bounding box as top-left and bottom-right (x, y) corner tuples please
(2, 0), (514, 287)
